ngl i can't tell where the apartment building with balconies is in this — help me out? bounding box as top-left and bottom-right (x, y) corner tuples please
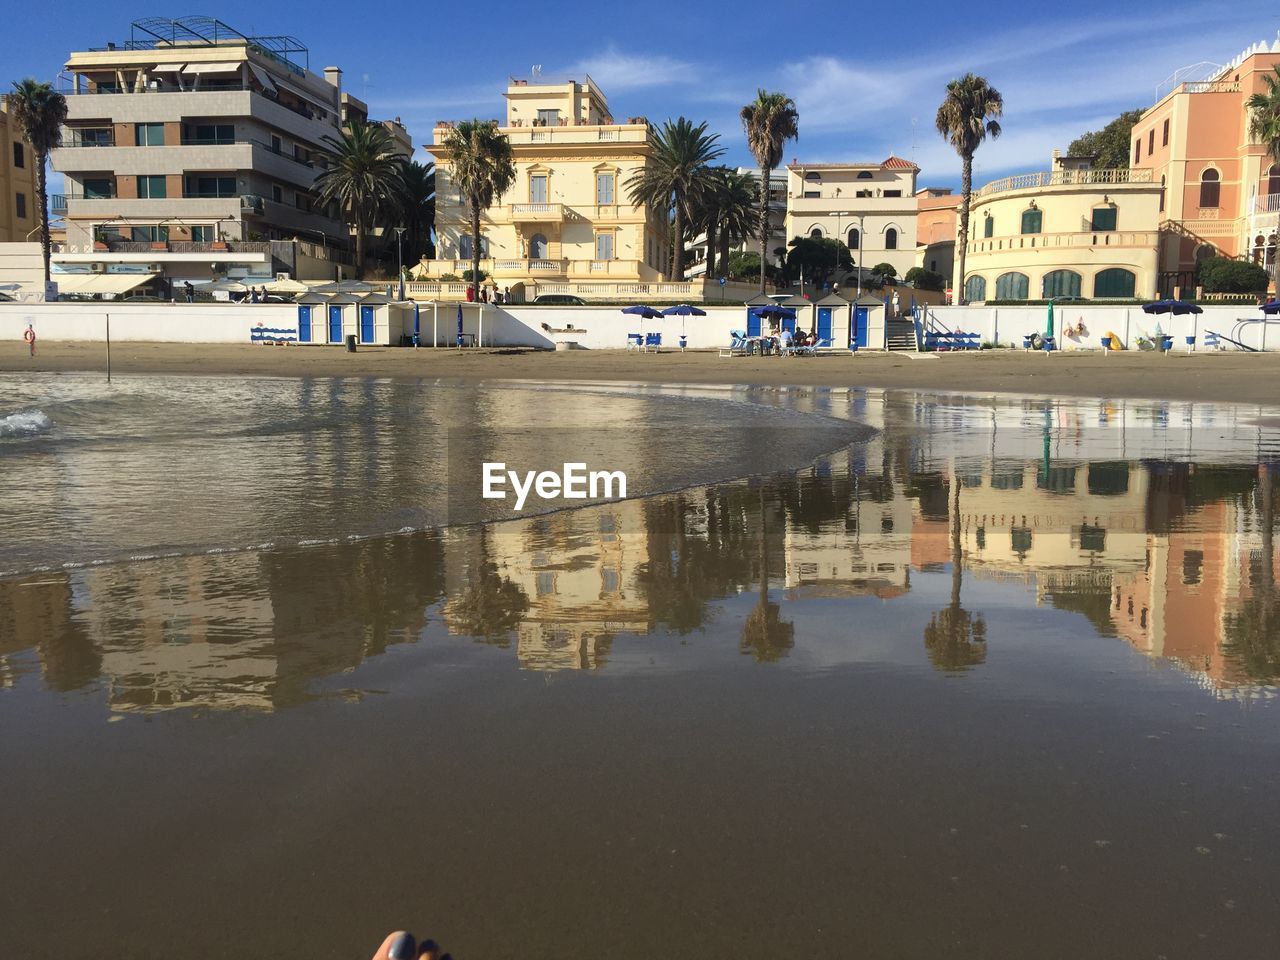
(783, 158), (920, 287)
(1131, 37), (1280, 296)
(421, 75), (675, 301)
(49, 17), (367, 293)
(685, 167), (786, 281)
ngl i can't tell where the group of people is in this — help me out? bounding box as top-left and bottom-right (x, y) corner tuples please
(752, 325), (818, 356)
(466, 285), (510, 305)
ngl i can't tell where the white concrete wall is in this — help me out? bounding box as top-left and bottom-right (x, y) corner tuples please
(0, 243), (47, 300)
(925, 304), (1279, 351)
(0, 302), (301, 343)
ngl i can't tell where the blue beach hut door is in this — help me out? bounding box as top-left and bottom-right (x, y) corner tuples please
(746, 308), (761, 337)
(297, 305), (312, 342)
(853, 306), (869, 348)
(816, 307), (833, 342)
(328, 305), (343, 343)
(360, 305), (375, 343)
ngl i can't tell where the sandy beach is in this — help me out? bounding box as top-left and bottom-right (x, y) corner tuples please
(4, 341), (1280, 406)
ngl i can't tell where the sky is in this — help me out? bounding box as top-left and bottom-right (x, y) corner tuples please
(8, 1), (1280, 190)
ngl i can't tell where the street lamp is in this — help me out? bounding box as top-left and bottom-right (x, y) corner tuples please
(393, 226), (406, 299)
(855, 213), (866, 297)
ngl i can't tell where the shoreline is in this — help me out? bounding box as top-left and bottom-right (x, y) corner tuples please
(5, 342), (1280, 407)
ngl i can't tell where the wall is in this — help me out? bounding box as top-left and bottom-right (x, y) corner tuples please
(0, 301), (302, 343)
(0, 242), (45, 299)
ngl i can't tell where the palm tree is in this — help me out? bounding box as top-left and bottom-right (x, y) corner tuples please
(442, 120), (516, 296)
(396, 159), (435, 265)
(740, 90), (799, 293)
(1247, 66), (1280, 292)
(313, 119), (404, 278)
(627, 118), (723, 281)
(8, 79), (67, 283)
(692, 166), (728, 280)
(936, 74), (1003, 304)
(741, 487), (794, 662)
(718, 169), (759, 277)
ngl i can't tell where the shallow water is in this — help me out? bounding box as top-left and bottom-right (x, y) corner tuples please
(3, 377), (1280, 959)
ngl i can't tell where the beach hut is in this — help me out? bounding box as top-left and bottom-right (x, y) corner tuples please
(778, 293), (814, 335)
(743, 293), (775, 337)
(324, 293), (365, 344)
(293, 292), (330, 344)
(853, 294), (888, 350)
(813, 292), (852, 347)
(350, 293), (411, 346)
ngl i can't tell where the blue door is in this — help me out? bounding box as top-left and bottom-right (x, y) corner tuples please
(328, 305), (343, 343)
(360, 305), (375, 343)
(816, 307), (833, 342)
(782, 314), (796, 334)
(297, 305), (312, 343)
(854, 307), (869, 348)
(746, 309), (761, 337)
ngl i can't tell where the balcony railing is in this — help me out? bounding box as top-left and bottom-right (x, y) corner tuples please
(492, 258), (567, 274)
(56, 83), (336, 123)
(968, 230), (1159, 254)
(510, 202), (564, 220)
(1182, 80), (1241, 94)
(1252, 193), (1280, 214)
(976, 167), (1154, 197)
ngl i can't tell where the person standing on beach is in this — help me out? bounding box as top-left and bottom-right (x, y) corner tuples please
(23, 323), (36, 357)
(184, 281), (194, 303)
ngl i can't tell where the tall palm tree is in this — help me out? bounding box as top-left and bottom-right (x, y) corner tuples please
(692, 166), (728, 280)
(442, 120), (516, 294)
(314, 119), (404, 278)
(741, 90), (799, 294)
(923, 472), (987, 672)
(396, 159), (435, 264)
(8, 79), (67, 284)
(1247, 65), (1280, 292)
(627, 117), (724, 281)
(936, 74), (1003, 304)
(718, 169), (759, 276)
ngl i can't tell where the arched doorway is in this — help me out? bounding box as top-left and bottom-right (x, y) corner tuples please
(529, 233), (548, 260)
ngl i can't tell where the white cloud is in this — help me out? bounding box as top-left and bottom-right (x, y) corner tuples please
(563, 46), (698, 92)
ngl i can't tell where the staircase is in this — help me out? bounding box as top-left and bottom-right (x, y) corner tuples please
(886, 317), (917, 351)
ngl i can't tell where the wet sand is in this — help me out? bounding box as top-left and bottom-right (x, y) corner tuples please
(5, 341), (1280, 405)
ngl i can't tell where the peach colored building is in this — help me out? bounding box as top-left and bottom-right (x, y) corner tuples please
(914, 188), (958, 292)
(1131, 38), (1280, 296)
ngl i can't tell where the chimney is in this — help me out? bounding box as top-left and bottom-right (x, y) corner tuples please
(323, 66), (343, 93)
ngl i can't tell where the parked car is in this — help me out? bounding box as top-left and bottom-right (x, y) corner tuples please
(120, 294), (167, 302)
(533, 294), (586, 306)
(1051, 295), (1088, 304)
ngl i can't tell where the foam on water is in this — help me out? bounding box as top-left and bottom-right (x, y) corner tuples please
(0, 410), (52, 439)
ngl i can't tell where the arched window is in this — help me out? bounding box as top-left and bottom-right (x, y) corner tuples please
(1094, 268), (1136, 298)
(1268, 163), (1280, 198)
(809, 227), (824, 239)
(1199, 168), (1220, 208)
(857, 170), (873, 179)
(885, 227), (898, 250)
(1020, 209), (1042, 234)
(847, 227), (860, 249)
(804, 171), (821, 183)
(995, 272), (1029, 300)
(529, 233), (548, 260)
(964, 275), (987, 302)
(1042, 269), (1082, 299)
(983, 216), (994, 238)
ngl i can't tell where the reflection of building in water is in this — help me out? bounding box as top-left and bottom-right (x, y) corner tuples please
(441, 500), (653, 670)
(783, 459), (914, 601)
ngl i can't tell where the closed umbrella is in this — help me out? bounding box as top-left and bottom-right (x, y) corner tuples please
(456, 303), (464, 347)
(1046, 299), (1055, 343)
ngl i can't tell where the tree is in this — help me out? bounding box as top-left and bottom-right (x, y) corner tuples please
(442, 119), (516, 297)
(718, 169), (758, 276)
(741, 487), (794, 663)
(905, 266), (946, 291)
(784, 235), (852, 290)
(1067, 109), (1144, 169)
(8, 79), (67, 283)
(936, 74), (1003, 305)
(741, 90), (799, 293)
(627, 117), (724, 281)
(1247, 65), (1280, 292)
(727, 250), (762, 281)
(1198, 256), (1270, 293)
(396, 159), (435, 263)
(871, 262), (898, 281)
(314, 120), (405, 279)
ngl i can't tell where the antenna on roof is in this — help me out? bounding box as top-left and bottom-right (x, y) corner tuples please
(911, 117), (918, 163)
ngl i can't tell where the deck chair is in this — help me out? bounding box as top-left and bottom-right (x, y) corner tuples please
(626, 332), (644, 351)
(644, 332), (662, 353)
(719, 329), (748, 357)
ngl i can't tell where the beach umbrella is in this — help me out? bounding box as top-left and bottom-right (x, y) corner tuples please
(1046, 299), (1054, 342)
(1260, 300), (1280, 315)
(660, 304), (707, 317)
(621, 305), (664, 319)
(456, 303), (464, 346)
(1142, 299), (1203, 315)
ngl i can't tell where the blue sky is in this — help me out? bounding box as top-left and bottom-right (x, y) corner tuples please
(9, 2), (1280, 190)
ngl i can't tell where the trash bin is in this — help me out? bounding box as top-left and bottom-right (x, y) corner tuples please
(345, 334), (357, 353)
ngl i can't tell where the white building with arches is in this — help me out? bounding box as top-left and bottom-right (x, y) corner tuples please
(783, 158), (919, 285)
(960, 152), (1162, 303)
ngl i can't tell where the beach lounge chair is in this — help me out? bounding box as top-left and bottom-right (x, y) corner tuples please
(795, 337), (832, 357)
(719, 330), (748, 357)
(644, 332), (662, 353)
(626, 332), (644, 351)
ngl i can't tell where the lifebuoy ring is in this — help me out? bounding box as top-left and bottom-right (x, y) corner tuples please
(23, 328), (35, 343)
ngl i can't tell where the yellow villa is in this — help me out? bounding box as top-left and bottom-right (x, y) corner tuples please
(962, 152), (1162, 302)
(421, 75), (686, 302)
(0, 95), (38, 244)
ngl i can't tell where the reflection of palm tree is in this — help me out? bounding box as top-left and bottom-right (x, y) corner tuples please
(924, 474), (987, 672)
(741, 488), (794, 662)
(446, 529), (529, 646)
